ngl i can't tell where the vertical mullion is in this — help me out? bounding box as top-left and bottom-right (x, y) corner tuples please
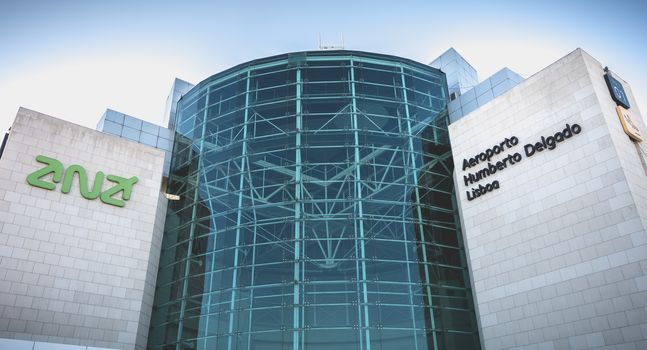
(176, 93), (209, 349)
(398, 67), (422, 350)
(246, 170), (259, 348)
(350, 60), (372, 350)
(293, 67), (303, 350)
(400, 66), (439, 349)
(228, 70), (252, 350)
(246, 84), (260, 348)
(349, 70), (365, 350)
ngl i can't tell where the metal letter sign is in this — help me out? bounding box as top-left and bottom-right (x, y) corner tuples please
(26, 155), (138, 207)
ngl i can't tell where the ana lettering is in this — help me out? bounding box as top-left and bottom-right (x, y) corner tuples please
(26, 155), (138, 207)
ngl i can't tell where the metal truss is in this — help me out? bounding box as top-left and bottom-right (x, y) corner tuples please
(150, 52), (481, 350)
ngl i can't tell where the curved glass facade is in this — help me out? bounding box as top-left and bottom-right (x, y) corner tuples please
(149, 51), (481, 350)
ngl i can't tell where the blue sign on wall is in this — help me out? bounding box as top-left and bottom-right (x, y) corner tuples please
(604, 68), (631, 109)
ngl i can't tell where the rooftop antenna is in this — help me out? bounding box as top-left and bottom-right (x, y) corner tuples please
(318, 33), (345, 50)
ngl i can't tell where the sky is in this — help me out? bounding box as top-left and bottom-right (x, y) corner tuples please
(1, 0), (646, 134)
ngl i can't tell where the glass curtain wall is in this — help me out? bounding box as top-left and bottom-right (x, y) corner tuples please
(149, 51), (481, 350)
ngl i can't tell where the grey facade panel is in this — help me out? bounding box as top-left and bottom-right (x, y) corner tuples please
(0, 109), (166, 350)
(449, 48), (647, 349)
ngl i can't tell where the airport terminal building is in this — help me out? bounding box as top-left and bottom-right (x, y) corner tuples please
(1, 48), (646, 350)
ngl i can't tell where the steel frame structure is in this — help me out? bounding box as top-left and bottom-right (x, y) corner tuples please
(149, 51), (481, 350)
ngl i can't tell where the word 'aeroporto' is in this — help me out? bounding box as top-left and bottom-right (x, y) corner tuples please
(26, 155), (138, 207)
(462, 137), (519, 171)
(524, 124), (582, 157)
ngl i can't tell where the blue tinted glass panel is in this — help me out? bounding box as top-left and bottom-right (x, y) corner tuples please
(102, 120), (122, 136)
(140, 132), (157, 147)
(121, 126), (140, 141)
(158, 127), (173, 140)
(105, 110), (125, 124)
(142, 121), (160, 136)
(124, 115), (143, 129)
(156, 137), (172, 151)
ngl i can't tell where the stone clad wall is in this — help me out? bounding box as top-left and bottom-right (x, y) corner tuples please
(450, 49), (647, 349)
(0, 108), (167, 350)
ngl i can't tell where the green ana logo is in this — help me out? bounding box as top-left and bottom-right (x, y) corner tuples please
(26, 155), (138, 207)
